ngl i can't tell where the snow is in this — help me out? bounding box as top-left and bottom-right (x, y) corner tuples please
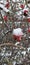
(0, 21), (2, 24)
(15, 42), (20, 45)
(13, 0), (19, 2)
(12, 61), (16, 65)
(28, 4), (30, 7)
(27, 47), (30, 51)
(0, 4), (4, 9)
(3, 7), (9, 12)
(13, 28), (23, 36)
(17, 11), (22, 15)
(0, 1), (3, 3)
(0, 4), (9, 12)
(5, 52), (12, 56)
(21, 51), (26, 55)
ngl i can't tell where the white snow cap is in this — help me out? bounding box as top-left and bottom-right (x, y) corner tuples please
(17, 11), (22, 16)
(0, 1), (3, 3)
(28, 4), (30, 7)
(0, 4), (4, 9)
(3, 7), (9, 12)
(13, 0), (19, 2)
(3, 1), (8, 5)
(29, 36), (30, 39)
(27, 47), (30, 52)
(15, 42), (20, 46)
(13, 28), (23, 36)
(0, 21), (2, 24)
(13, 61), (16, 65)
(12, 0), (16, 2)
(22, 51), (26, 55)
(0, 4), (9, 12)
